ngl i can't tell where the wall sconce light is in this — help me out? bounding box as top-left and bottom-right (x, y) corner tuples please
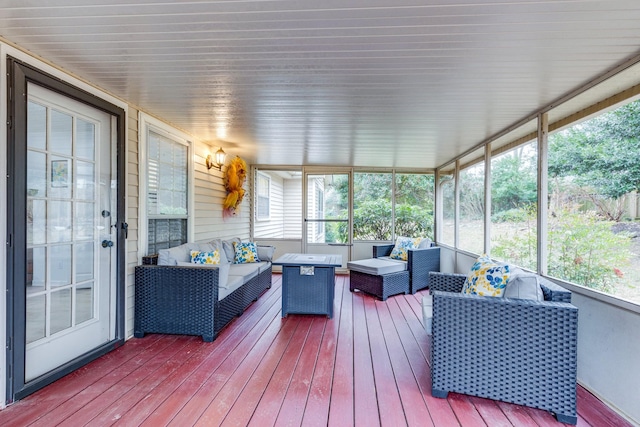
(206, 147), (226, 171)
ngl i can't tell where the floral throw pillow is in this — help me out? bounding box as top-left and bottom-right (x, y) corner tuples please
(190, 249), (221, 265)
(233, 241), (261, 264)
(461, 254), (510, 297)
(390, 236), (423, 261)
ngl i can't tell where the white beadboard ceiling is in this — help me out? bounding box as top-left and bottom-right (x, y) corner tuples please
(3, 0), (640, 169)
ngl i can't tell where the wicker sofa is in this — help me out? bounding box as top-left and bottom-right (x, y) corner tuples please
(134, 239), (273, 342)
(428, 271), (578, 425)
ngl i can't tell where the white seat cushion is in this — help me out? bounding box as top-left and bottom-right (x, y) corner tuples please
(219, 275), (244, 301)
(229, 263), (261, 282)
(348, 258), (407, 276)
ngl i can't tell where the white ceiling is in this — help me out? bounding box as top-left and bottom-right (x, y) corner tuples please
(3, 0), (640, 169)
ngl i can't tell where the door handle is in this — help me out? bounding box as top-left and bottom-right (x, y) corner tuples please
(102, 240), (114, 248)
(121, 222), (128, 239)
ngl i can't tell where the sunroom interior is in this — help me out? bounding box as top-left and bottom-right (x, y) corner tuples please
(1, 1), (640, 425)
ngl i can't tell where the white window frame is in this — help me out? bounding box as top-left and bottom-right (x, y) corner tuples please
(256, 171), (271, 221)
(138, 113), (194, 259)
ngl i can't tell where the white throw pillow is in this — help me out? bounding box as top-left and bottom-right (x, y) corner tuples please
(504, 267), (544, 301)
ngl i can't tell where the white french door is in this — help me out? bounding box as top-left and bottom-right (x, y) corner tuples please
(24, 84), (115, 382)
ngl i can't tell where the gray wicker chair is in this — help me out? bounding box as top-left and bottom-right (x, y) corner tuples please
(373, 243), (440, 293)
(428, 271), (578, 425)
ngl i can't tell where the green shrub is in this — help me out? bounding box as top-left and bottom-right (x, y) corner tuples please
(352, 200), (433, 241)
(547, 211), (631, 291)
(493, 209), (631, 292)
(491, 207), (531, 223)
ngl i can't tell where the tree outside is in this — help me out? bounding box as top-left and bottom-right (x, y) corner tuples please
(490, 100), (640, 303)
(350, 172), (434, 241)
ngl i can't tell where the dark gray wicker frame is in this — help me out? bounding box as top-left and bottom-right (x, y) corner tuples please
(134, 255), (272, 342)
(373, 243), (440, 293)
(349, 269), (409, 301)
(428, 271), (578, 425)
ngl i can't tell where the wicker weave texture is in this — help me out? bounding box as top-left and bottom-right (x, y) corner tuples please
(372, 244), (441, 294)
(282, 265), (335, 318)
(407, 247), (440, 293)
(134, 261), (271, 342)
(429, 271), (467, 293)
(430, 287), (578, 424)
(134, 265), (218, 341)
(349, 270), (409, 301)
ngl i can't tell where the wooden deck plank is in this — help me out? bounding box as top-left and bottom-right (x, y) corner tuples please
(327, 275), (356, 427)
(193, 311), (287, 426)
(525, 405), (571, 427)
(300, 275), (345, 427)
(387, 296), (460, 426)
(62, 335), (200, 426)
(363, 296), (407, 426)
(375, 299), (434, 427)
(0, 334), (167, 427)
(246, 317), (314, 426)
(166, 294), (285, 426)
(468, 396), (513, 427)
(219, 317), (301, 427)
(352, 290), (382, 427)
(27, 335), (186, 427)
(273, 319), (327, 427)
(400, 292), (432, 360)
(576, 386), (634, 427)
(448, 392), (489, 427)
(139, 279), (283, 427)
(495, 401), (544, 427)
(0, 274), (633, 427)
(127, 281), (284, 426)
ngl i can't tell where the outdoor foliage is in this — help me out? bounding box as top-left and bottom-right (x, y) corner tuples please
(549, 99), (640, 219)
(351, 173), (434, 240)
(493, 209), (630, 292)
(491, 147), (537, 214)
(352, 200), (433, 240)
(459, 164), (485, 220)
(548, 212), (630, 291)
(353, 199), (392, 240)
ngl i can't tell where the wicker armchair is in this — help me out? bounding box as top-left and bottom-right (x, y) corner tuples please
(428, 271), (578, 425)
(373, 243), (440, 293)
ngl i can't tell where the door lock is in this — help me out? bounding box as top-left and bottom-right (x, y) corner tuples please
(101, 240), (114, 248)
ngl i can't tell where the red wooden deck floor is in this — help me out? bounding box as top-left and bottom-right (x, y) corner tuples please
(0, 274), (633, 427)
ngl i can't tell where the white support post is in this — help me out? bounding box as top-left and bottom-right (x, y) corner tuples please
(537, 113), (549, 275)
(434, 168), (442, 243)
(484, 143), (492, 256)
(454, 160), (460, 251)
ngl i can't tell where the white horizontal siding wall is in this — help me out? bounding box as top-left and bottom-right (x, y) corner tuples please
(284, 177), (302, 239)
(193, 146), (250, 242)
(254, 172), (285, 239)
(125, 107), (140, 338)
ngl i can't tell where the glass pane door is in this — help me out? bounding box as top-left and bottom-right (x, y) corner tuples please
(305, 173), (350, 267)
(25, 84), (113, 382)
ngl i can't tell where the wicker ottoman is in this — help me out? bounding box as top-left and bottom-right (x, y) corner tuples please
(349, 269), (410, 301)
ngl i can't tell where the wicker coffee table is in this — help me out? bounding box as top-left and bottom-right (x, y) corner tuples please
(273, 253), (342, 318)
